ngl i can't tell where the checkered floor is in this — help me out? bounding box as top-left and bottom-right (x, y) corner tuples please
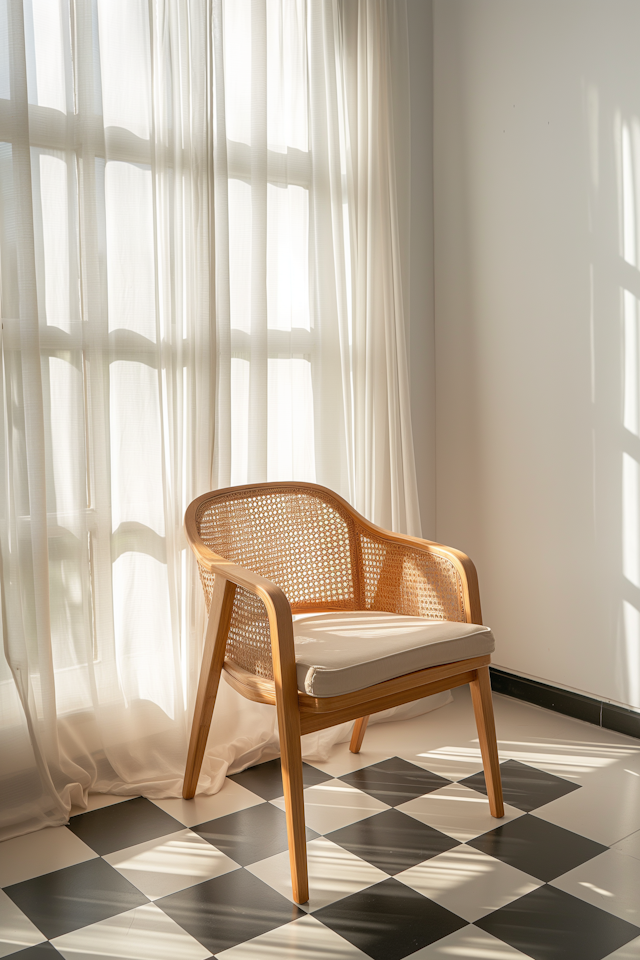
(2, 689), (640, 960)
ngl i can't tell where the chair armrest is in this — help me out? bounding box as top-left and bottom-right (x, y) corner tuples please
(185, 530), (297, 688)
(353, 517), (482, 625)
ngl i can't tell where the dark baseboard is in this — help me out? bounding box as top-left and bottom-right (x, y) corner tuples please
(489, 667), (640, 741)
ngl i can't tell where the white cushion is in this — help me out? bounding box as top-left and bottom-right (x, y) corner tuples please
(293, 611), (494, 697)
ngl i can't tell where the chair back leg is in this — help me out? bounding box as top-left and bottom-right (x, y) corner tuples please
(469, 665), (504, 818)
(349, 715), (370, 753)
(183, 579), (236, 799)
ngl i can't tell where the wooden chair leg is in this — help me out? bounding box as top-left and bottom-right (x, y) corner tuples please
(183, 578), (236, 799)
(469, 665), (504, 818)
(349, 715), (370, 753)
(279, 727), (308, 904)
(275, 688), (308, 903)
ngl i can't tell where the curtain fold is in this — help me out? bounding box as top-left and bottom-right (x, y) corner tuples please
(340, 0), (420, 536)
(0, 0), (436, 842)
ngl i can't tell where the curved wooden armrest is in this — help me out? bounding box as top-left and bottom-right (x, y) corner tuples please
(352, 515), (482, 625)
(185, 523), (297, 684)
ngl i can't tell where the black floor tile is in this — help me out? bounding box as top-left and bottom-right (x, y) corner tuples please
(156, 868), (304, 955)
(469, 814), (608, 882)
(460, 759), (580, 812)
(66, 797), (183, 855)
(8, 946), (64, 959)
(339, 757), (451, 807)
(3, 858), (148, 940)
(327, 808), (459, 876)
(476, 884), (640, 960)
(192, 801), (318, 866)
(314, 876), (467, 960)
(228, 758), (333, 800)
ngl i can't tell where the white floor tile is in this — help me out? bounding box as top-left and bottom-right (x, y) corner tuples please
(51, 901), (211, 960)
(0, 890), (46, 958)
(551, 849), (640, 925)
(490, 688), (640, 783)
(103, 827), (239, 899)
(534, 764), (640, 845)
(363, 690), (481, 761)
(614, 753), (640, 776)
(494, 732), (639, 785)
(611, 829), (640, 861)
(411, 749), (485, 783)
(397, 782), (524, 842)
(150, 779), (264, 827)
(404, 924), (531, 958)
(271, 779), (389, 834)
(214, 913), (370, 959)
(246, 836), (387, 912)
(302, 742), (393, 778)
(395, 843), (541, 923)
(69, 794), (131, 818)
(0, 826), (97, 887)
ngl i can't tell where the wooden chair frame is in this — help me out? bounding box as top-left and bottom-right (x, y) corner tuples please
(182, 482), (504, 904)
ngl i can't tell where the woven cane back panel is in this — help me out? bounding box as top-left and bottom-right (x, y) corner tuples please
(359, 531), (466, 622)
(196, 560), (274, 679)
(195, 487), (360, 679)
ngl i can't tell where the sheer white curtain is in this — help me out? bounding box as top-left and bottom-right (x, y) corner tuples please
(342, 0), (421, 535)
(211, 0), (421, 533)
(0, 0), (432, 841)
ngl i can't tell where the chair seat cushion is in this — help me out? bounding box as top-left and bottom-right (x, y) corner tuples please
(293, 611), (494, 697)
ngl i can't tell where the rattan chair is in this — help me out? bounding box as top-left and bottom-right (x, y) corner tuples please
(183, 481), (504, 904)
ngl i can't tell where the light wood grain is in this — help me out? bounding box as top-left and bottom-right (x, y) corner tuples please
(298, 671), (478, 735)
(222, 654), (491, 712)
(267, 586), (309, 904)
(350, 716), (369, 753)
(279, 711), (308, 904)
(470, 665), (504, 818)
(183, 577), (236, 799)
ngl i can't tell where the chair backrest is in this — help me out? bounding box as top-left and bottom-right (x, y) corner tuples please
(191, 482), (466, 680)
(196, 483), (360, 609)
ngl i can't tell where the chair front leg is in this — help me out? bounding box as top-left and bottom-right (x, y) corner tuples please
(276, 692), (309, 903)
(470, 665), (504, 818)
(183, 577), (236, 799)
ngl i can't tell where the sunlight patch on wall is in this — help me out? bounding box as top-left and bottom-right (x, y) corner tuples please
(622, 600), (640, 708)
(622, 452), (640, 588)
(0, 0), (9, 100)
(621, 119), (640, 267)
(623, 290), (640, 436)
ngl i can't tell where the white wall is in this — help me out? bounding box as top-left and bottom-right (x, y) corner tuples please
(433, 0), (640, 709)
